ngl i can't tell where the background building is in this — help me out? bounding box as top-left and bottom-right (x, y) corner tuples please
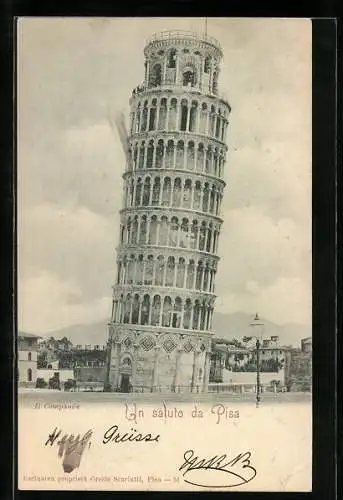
(107, 30), (230, 393)
(18, 332), (41, 387)
(284, 337), (312, 391)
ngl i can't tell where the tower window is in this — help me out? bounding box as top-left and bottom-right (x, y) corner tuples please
(180, 100), (188, 131)
(28, 352), (32, 361)
(149, 64), (162, 87)
(204, 56), (211, 74)
(183, 70), (195, 87)
(167, 49), (177, 68)
(212, 71), (218, 94)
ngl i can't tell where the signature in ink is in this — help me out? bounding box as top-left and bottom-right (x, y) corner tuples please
(45, 427), (93, 473)
(179, 449), (257, 488)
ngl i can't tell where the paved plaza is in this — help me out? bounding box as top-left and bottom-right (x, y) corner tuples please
(19, 388), (312, 406)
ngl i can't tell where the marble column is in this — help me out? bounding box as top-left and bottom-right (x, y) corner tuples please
(191, 349), (201, 392)
(202, 351), (211, 393)
(113, 341), (122, 390)
(172, 348), (183, 392)
(131, 344), (139, 390)
(151, 345), (161, 392)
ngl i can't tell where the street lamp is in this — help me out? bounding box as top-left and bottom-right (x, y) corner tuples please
(245, 313), (265, 408)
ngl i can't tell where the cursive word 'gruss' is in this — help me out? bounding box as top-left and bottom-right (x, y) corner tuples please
(103, 425), (160, 444)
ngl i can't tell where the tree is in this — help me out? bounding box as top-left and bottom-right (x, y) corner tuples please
(36, 378), (48, 389)
(59, 337), (73, 351)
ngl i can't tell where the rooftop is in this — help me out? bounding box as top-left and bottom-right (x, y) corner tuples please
(145, 30), (222, 54)
(18, 331), (42, 339)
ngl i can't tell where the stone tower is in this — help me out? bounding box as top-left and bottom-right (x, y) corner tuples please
(107, 30), (230, 393)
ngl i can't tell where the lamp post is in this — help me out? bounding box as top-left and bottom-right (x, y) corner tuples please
(247, 313), (264, 408)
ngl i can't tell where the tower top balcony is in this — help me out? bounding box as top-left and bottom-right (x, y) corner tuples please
(144, 30), (223, 59)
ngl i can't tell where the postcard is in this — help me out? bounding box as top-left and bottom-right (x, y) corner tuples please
(17, 17), (312, 492)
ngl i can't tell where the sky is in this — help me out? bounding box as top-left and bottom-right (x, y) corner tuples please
(17, 18), (312, 334)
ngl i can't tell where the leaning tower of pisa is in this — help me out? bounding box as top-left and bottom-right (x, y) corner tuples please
(107, 30), (231, 393)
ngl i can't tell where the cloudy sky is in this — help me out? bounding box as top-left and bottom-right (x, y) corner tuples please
(17, 18), (312, 334)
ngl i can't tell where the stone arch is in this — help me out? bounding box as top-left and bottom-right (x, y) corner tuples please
(169, 216), (179, 247)
(176, 257), (186, 287)
(196, 260), (203, 290)
(199, 221), (207, 251)
(190, 219), (199, 249)
(133, 144), (138, 170)
(180, 99), (188, 131)
(172, 297), (182, 328)
(141, 101), (148, 132)
(197, 143), (205, 171)
(167, 48), (177, 68)
(151, 177), (161, 206)
(186, 259), (196, 289)
(145, 254), (154, 285)
(151, 295), (161, 326)
(165, 139), (174, 168)
(127, 253), (135, 284)
(169, 98), (178, 130)
(215, 109), (221, 138)
(146, 140), (154, 169)
(183, 179), (192, 208)
(142, 177), (151, 206)
(172, 177), (182, 206)
(210, 105), (216, 135)
(126, 216), (132, 244)
(193, 300), (201, 330)
(179, 217), (189, 248)
(176, 140), (184, 169)
(199, 102), (208, 134)
(155, 139), (164, 168)
(165, 256), (175, 287)
(138, 141), (145, 169)
(162, 177), (172, 206)
(141, 294), (150, 325)
(131, 216), (138, 244)
(183, 298), (193, 329)
(205, 146), (212, 174)
(189, 101), (198, 132)
(123, 293), (131, 323)
(186, 140), (195, 170)
(162, 296), (172, 327)
(158, 98), (167, 130)
(209, 184), (216, 214)
(139, 215), (147, 245)
(182, 63), (197, 87)
(155, 255), (165, 286)
(159, 216), (168, 245)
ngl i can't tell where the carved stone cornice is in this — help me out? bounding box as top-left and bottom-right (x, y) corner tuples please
(112, 284), (217, 303)
(107, 321), (215, 342)
(130, 90), (230, 117)
(119, 206), (223, 226)
(122, 166), (227, 188)
(129, 127), (229, 151)
(116, 246), (220, 264)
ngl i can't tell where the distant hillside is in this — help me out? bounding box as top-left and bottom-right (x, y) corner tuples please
(212, 312), (310, 348)
(26, 311), (310, 348)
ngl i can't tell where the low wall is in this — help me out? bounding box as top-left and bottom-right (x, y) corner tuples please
(37, 369), (74, 382)
(222, 369), (285, 385)
(74, 366), (106, 383)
